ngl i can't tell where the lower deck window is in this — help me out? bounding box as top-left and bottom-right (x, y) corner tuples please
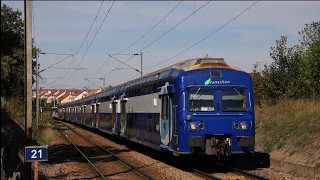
(189, 90), (214, 111)
(221, 90), (246, 112)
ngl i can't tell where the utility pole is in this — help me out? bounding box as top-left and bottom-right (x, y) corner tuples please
(140, 52), (143, 77)
(256, 61), (263, 74)
(133, 53), (143, 77)
(24, 0), (32, 179)
(100, 78), (105, 89)
(36, 61), (39, 130)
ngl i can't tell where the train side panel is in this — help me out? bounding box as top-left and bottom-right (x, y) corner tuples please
(124, 92), (162, 150)
(97, 100), (113, 134)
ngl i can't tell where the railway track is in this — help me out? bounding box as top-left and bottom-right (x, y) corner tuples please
(56, 120), (269, 180)
(193, 163), (270, 180)
(215, 163), (270, 180)
(55, 121), (155, 180)
(193, 169), (223, 180)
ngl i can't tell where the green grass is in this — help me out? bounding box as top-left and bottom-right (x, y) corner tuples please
(4, 98), (25, 125)
(4, 97), (58, 145)
(255, 99), (320, 153)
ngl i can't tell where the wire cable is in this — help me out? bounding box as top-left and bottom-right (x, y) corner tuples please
(116, 1), (183, 55)
(102, 1), (211, 78)
(144, 0), (259, 70)
(46, 1), (105, 87)
(40, 54), (74, 73)
(64, 0), (116, 85)
(86, 1), (183, 81)
(63, 1), (105, 81)
(78, 56), (110, 87)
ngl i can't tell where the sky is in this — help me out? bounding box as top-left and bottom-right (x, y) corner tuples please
(2, 1), (320, 89)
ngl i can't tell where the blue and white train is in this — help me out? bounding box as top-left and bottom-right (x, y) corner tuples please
(57, 57), (255, 157)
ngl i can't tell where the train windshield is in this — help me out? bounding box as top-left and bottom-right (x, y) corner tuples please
(189, 89), (214, 112)
(221, 89), (246, 112)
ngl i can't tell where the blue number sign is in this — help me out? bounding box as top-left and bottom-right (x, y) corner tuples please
(25, 146), (48, 162)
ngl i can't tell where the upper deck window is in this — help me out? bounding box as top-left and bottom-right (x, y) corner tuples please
(189, 89), (214, 112)
(221, 89), (246, 112)
(210, 70), (222, 77)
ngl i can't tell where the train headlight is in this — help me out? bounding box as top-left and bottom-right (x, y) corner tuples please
(190, 122), (197, 131)
(239, 122), (248, 131)
(187, 115), (192, 121)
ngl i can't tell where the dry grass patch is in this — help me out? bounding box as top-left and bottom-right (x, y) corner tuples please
(255, 99), (320, 165)
(256, 99), (320, 152)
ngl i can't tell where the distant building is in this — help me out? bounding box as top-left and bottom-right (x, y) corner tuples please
(32, 88), (101, 104)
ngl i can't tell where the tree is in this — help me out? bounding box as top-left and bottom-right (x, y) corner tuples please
(252, 21), (320, 101)
(1, 4), (40, 99)
(104, 85), (113, 91)
(298, 22), (320, 50)
(298, 22), (320, 96)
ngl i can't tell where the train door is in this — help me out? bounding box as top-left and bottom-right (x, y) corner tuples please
(74, 107), (77, 122)
(79, 106), (81, 122)
(111, 98), (118, 134)
(171, 95), (178, 148)
(68, 107), (71, 121)
(92, 104), (96, 127)
(95, 103), (100, 128)
(120, 95), (127, 135)
(82, 104), (86, 124)
(160, 94), (173, 146)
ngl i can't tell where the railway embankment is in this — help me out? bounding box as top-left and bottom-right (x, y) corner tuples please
(1, 108), (42, 179)
(2, 98), (320, 179)
(255, 99), (320, 178)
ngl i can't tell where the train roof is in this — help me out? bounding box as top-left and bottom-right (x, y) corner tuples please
(61, 57), (244, 105)
(102, 57), (243, 89)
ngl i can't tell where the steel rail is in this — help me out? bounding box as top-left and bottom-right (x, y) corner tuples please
(194, 169), (223, 180)
(61, 122), (155, 180)
(56, 125), (108, 180)
(216, 163), (270, 180)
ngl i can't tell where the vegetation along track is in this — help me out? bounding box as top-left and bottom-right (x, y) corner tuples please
(54, 121), (155, 180)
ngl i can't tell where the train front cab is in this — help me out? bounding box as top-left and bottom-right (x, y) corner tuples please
(176, 68), (255, 157)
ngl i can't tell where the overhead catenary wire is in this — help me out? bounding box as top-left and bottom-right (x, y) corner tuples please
(40, 54), (74, 73)
(116, 1), (183, 55)
(63, 0), (106, 78)
(64, 0), (116, 86)
(79, 56), (110, 87)
(102, 0), (211, 78)
(144, 0), (259, 70)
(86, 1), (183, 81)
(45, 77), (63, 87)
(44, 0), (105, 88)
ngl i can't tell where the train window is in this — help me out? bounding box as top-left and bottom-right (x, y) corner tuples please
(189, 90), (214, 112)
(161, 97), (166, 119)
(221, 90), (246, 112)
(210, 70), (222, 77)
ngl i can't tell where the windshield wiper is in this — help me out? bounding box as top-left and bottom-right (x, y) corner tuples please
(232, 86), (244, 100)
(192, 87), (202, 100)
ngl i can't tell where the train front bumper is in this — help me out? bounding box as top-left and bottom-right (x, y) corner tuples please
(185, 135), (255, 155)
